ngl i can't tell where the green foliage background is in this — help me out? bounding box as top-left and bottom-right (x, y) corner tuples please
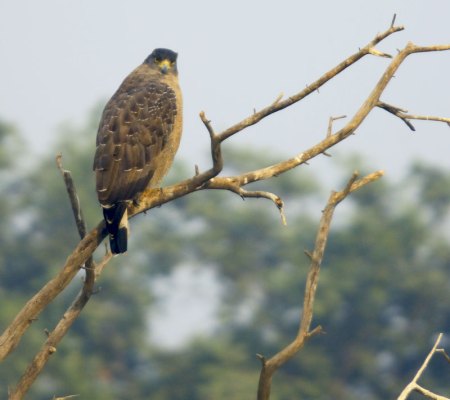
(0, 111), (449, 399)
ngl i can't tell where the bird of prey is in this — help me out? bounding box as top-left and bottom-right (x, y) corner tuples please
(93, 48), (183, 254)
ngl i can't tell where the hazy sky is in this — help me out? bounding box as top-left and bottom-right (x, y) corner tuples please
(1, 0), (449, 177)
(1, 1), (450, 346)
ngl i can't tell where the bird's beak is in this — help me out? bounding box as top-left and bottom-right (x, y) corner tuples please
(160, 60), (171, 74)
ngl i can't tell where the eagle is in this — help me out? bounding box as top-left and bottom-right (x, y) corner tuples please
(93, 48), (183, 254)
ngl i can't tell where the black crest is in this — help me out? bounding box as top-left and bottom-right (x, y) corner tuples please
(145, 48), (178, 64)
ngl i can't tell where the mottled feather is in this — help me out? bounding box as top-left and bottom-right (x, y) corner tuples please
(93, 48), (182, 253)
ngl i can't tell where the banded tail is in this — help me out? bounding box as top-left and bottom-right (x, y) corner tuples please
(103, 203), (129, 254)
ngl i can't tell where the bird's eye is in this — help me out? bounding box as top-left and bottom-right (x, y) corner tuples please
(154, 57), (161, 63)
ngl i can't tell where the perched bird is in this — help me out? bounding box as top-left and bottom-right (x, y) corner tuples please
(93, 48), (183, 254)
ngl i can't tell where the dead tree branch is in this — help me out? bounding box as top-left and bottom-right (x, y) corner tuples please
(377, 101), (450, 131)
(1, 19), (449, 400)
(256, 170), (384, 400)
(397, 333), (449, 400)
(56, 154), (88, 240)
(1, 18), (449, 363)
(436, 348), (450, 364)
(327, 115), (347, 137)
(7, 158), (112, 400)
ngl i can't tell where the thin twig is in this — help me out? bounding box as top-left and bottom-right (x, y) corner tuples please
(436, 348), (450, 363)
(414, 385), (450, 400)
(377, 101), (416, 130)
(199, 111), (215, 139)
(378, 101), (450, 131)
(239, 189), (287, 226)
(397, 333), (450, 400)
(391, 13), (397, 28)
(327, 115), (347, 137)
(369, 48), (393, 58)
(199, 111), (223, 176)
(56, 154), (87, 239)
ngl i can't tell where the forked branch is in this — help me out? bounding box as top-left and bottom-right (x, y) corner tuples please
(377, 101), (450, 131)
(7, 157), (113, 400)
(397, 333), (449, 400)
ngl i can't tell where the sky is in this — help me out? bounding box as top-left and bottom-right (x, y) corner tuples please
(1, 1), (449, 176)
(1, 0), (449, 346)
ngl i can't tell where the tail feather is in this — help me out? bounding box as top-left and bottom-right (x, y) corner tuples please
(103, 203), (129, 254)
(109, 226), (128, 254)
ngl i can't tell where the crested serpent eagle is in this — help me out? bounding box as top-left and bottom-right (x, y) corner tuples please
(93, 48), (183, 254)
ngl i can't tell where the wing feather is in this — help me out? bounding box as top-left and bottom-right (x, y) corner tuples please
(94, 69), (179, 206)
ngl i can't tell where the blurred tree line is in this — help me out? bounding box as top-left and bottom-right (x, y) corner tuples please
(0, 110), (449, 399)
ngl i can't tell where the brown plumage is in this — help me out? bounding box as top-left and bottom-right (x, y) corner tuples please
(93, 48), (183, 254)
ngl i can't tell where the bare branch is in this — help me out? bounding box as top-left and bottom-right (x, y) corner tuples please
(56, 154), (95, 269)
(130, 24), (412, 217)
(240, 189), (287, 226)
(7, 160), (114, 400)
(190, 38), (450, 201)
(0, 218), (105, 360)
(397, 333), (450, 400)
(215, 24), (405, 144)
(257, 170), (384, 400)
(377, 101), (450, 131)
(391, 13), (397, 28)
(414, 385), (450, 400)
(7, 255), (114, 400)
(327, 115), (347, 137)
(368, 47), (393, 58)
(55, 155), (86, 239)
(406, 43), (450, 53)
(436, 348), (450, 363)
(1, 22), (448, 381)
(199, 110), (216, 139)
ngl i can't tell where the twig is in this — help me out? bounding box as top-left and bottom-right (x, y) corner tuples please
(199, 111), (216, 139)
(239, 189), (287, 226)
(368, 48), (393, 58)
(199, 110), (223, 177)
(378, 101), (450, 131)
(377, 102), (416, 130)
(327, 115), (347, 137)
(56, 154), (87, 239)
(202, 177), (287, 225)
(436, 348), (450, 363)
(391, 13), (397, 28)
(256, 170), (384, 400)
(397, 333), (450, 400)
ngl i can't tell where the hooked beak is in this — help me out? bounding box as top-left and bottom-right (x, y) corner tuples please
(160, 59), (171, 74)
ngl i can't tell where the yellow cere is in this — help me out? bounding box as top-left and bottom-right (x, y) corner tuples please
(159, 59), (172, 70)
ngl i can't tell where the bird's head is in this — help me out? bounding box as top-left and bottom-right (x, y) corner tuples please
(145, 48), (178, 75)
